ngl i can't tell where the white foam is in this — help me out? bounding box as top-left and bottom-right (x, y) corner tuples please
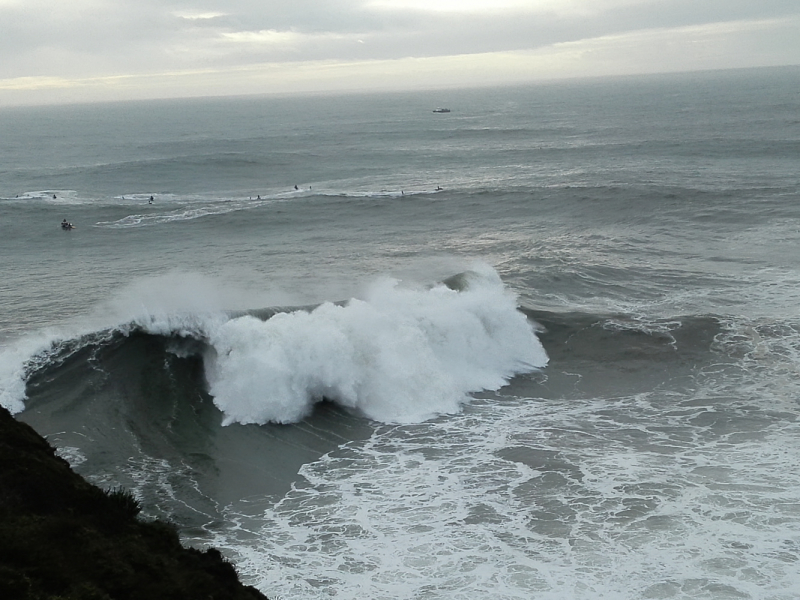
(0, 318), (93, 414)
(95, 203), (253, 228)
(0, 335), (46, 414)
(93, 188), (444, 229)
(94, 195), (287, 228)
(54, 446), (88, 467)
(205, 391), (800, 600)
(7, 190), (84, 204)
(203, 266), (547, 425)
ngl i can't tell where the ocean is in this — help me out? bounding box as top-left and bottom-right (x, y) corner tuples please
(2, 65), (800, 599)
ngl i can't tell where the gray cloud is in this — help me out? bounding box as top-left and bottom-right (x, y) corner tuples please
(182, 0), (799, 65)
(0, 0), (798, 103)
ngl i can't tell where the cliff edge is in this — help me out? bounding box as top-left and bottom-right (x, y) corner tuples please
(0, 405), (268, 600)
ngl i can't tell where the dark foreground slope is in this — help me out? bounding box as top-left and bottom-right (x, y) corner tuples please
(0, 406), (268, 600)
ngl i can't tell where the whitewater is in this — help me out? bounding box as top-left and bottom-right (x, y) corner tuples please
(2, 66), (800, 599)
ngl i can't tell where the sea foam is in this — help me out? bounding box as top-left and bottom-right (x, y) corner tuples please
(201, 266), (547, 425)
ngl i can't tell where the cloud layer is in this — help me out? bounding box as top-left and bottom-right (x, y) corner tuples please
(1, 0), (798, 104)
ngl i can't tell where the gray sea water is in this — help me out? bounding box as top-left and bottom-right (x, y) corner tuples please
(2, 66), (800, 599)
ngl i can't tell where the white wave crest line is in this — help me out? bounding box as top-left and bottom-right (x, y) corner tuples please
(94, 201), (269, 228)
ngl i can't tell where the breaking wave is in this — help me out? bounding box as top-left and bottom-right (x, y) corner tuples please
(2, 266), (547, 425)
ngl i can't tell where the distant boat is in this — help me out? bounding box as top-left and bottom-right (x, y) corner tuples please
(432, 108), (451, 113)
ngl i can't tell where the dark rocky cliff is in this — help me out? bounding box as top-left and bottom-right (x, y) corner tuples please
(0, 405), (268, 600)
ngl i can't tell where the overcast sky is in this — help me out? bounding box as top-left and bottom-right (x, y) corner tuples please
(1, 0), (799, 105)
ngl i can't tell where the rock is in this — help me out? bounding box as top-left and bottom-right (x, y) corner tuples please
(0, 405), (268, 600)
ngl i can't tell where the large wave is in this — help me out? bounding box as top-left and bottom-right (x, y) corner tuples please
(1, 266), (547, 425)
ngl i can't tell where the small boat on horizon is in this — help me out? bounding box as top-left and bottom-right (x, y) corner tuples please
(432, 108), (451, 113)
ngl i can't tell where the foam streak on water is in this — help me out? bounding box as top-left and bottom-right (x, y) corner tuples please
(186, 312), (800, 600)
(206, 388), (800, 600)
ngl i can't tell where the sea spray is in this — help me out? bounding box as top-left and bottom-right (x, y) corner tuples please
(203, 268), (547, 425)
(0, 340), (40, 414)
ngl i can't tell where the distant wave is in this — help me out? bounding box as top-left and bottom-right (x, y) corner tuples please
(3, 190), (84, 204)
(2, 266), (547, 425)
(93, 188), (445, 228)
(94, 200), (266, 228)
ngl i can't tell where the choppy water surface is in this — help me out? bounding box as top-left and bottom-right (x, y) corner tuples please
(3, 67), (800, 598)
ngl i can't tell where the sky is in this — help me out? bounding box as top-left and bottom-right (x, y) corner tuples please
(0, 0), (799, 106)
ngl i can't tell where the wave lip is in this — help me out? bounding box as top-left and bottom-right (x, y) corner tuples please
(202, 267), (547, 425)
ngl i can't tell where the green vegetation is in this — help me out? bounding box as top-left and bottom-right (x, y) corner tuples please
(0, 406), (268, 600)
